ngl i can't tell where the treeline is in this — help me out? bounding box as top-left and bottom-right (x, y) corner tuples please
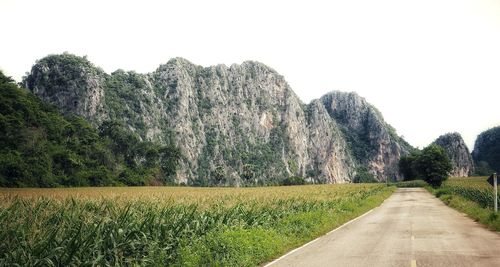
(0, 71), (180, 187)
(399, 144), (452, 187)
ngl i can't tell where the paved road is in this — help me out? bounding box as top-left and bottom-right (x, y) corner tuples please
(267, 188), (500, 267)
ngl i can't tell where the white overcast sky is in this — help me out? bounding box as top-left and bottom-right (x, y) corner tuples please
(1, 0), (499, 150)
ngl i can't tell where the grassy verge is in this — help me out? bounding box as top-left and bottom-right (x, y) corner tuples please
(0, 184), (395, 266)
(425, 177), (500, 231)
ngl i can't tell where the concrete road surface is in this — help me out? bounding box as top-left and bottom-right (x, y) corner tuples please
(267, 188), (500, 267)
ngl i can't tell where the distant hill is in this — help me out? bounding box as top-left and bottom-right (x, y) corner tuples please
(472, 126), (500, 175)
(433, 132), (474, 177)
(21, 53), (413, 185)
(0, 71), (179, 187)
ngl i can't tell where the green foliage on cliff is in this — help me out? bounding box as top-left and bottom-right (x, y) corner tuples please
(353, 167), (378, 183)
(474, 161), (494, 176)
(23, 52), (104, 95)
(0, 71), (180, 187)
(105, 70), (150, 134)
(22, 53), (417, 186)
(473, 126), (500, 174)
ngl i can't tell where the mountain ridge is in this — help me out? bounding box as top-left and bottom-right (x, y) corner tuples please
(23, 53), (413, 185)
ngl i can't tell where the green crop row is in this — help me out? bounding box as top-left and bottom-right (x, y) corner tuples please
(440, 177), (496, 209)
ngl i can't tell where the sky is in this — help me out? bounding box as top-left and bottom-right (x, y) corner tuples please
(1, 0), (499, 150)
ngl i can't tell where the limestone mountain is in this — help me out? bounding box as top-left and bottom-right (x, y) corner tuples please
(472, 126), (500, 174)
(433, 133), (474, 177)
(23, 53), (412, 185)
(320, 92), (412, 181)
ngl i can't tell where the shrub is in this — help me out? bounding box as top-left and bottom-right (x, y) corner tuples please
(282, 176), (306, 186)
(353, 167), (378, 183)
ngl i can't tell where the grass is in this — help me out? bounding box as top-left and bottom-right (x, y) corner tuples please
(426, 176), (500, 231)
(0, 184), (395, 266)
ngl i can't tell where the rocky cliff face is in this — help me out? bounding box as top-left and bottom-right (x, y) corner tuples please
(472, 127), (500, 173)
(433, 133), (474, 177)
(321, 92), (412, 180)
(23, 53), (412, 185)
(24, 55), (107, 123)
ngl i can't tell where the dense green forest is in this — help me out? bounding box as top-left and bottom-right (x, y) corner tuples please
(0, 71), (180, 187)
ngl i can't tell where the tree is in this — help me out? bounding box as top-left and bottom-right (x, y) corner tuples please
(415, 144), (452, 187)
(282, 176), (306, 186)
(398, 144), (453, 187)
(399, 152), (420, 180)
(212, 165), (226, 185)
(241, 164), (255, 181)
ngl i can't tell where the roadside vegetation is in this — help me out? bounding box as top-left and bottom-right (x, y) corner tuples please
(426, 177), (500, 231)
(392, 180), (428, 188)
(0, 184), (394, 266)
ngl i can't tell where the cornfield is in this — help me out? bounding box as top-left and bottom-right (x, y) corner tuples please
(0, 184), (393, 266)
(441, 177), (497, 209)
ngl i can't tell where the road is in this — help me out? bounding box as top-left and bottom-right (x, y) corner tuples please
(266, 188), (500, 267)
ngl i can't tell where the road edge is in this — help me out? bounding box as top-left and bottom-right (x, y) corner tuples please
(263, 195), (391, 266)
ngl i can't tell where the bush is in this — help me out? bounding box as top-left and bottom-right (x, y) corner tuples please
(282, 176), (306, 186)
(353, 167), (378, 183)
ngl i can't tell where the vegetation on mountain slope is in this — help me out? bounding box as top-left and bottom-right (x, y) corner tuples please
(23, 53), (413, 185)
(0, 71), (180, 187)
(472, 126), (500, 175)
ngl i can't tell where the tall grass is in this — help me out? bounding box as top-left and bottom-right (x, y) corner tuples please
(0, 184), (394, 266)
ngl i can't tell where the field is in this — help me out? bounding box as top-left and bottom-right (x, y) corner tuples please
(440, 177), (494, 208)
(0, 184), (394, 266)
(429, 176), (500, 231)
